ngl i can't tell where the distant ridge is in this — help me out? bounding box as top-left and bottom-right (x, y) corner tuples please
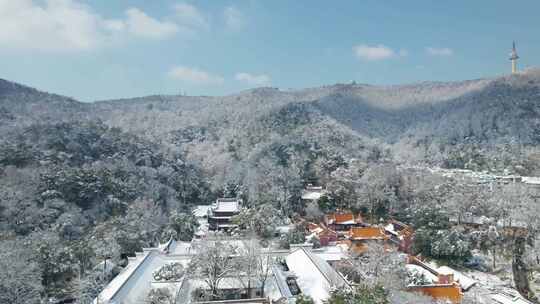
(2, 68), (540, 174)
(0, 78), (40, 97)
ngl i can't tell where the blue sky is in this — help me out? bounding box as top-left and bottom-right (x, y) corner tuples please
(0, 0), (538, 101)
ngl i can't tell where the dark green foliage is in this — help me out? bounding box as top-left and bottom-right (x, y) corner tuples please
(0, 121), (172, 168)
(146, 287), (174, 304)
(171, 125), (215, 144)
(31, 232), (78, 296)
(0, 141), (33, 167)
(430, 229), (472, 263)
(317, 194), (337, 213)
(166, 212), (199, 242)
(325, 284), (389, 304)
(406, 203), (451, 231)
(405, 203), (472, 263)
(0, 120), (211, 301)
(0, 106), (15, 121)
(232, 203), (282, 239)
(39, 166), (137, 209)
(260, 102), (313, 136)
(0, 240), (43, 304)
(296, 294), (315, 304)
(413, 228), (472, 264)
(279, 225), (307, 249)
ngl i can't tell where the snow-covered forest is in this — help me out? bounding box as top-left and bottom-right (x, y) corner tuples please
(1, 69), (540, 303)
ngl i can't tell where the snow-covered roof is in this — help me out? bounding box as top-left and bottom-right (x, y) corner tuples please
(192, 205), (212, 218)
(95, 242), (194, 304)
(94, 250), (153, 304)
(437, 266), (476, 290)
(276, 224), (295, 234)
(312, 245), (349, 262)
(349, 227), (387, 240)
(285, 248), (349, 304)
(301, 190), (326, 200)
(301, 186), (327, 201)
(385, 223), (398, 236)
(213, 198), (241, 213)
(496, 218), (528, 229)
(491, 292), (535, 304)
(522, 176), (540, 185)
(449, 215), (491, 225)
(267, 265), (294, 300)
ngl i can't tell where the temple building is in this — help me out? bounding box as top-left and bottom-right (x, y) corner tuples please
(325, 212), (364, 232)
(208, 198), (242, 231)
(301, 184), (328, 202)
(348, 226), (389, 254)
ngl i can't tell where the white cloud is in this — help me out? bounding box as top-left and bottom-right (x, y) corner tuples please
(125, 8), (178, 39)
(174, 2), (209, 32)
(426, 47), (454, 56)
(168, 66), (224, 85)
(223, 6), (245, 30)
(0, 0), (193, 52)
(353, 44), (404, 61)
(235, 72), (271, 86)
(0, 0), (106, 51)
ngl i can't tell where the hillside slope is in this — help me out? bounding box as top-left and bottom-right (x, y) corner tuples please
(2, 69), (540, 183)
(0, 79), (89, 136)
(87, 69), (540, 175)
(2, 70), (540, 301)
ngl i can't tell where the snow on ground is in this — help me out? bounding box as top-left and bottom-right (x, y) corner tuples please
(460, 269), (535, 304)
(192, 205), (211, 218)
(312, 244), (349, 262)
(168, 240), (194, 255)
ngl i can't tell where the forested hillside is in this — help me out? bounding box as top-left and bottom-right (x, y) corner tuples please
(91, 68), (540, 177)
(1, 69), (540, 302)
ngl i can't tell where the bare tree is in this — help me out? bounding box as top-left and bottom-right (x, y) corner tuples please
(188, 240), (237, 300)
(351, 243), (408, 296)
(0, 240), (43, 304)
(238, 238), (274, 298)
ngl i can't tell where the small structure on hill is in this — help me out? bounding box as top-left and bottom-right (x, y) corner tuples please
(509, 41), (520, 74)
(449, 215), (491, 230)
(208, 198), (242, 231)
(192, 205), (212, 238)
(301, 184), (328, 202)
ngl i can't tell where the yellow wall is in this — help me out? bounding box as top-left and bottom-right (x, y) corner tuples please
(408, 284), (463, 303)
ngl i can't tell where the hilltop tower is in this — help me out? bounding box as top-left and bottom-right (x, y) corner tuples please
(509, 41), (519, 74)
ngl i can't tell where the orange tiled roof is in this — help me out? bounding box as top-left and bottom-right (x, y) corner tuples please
(327, 213), (362, 225)
(349, 227), (387, 240)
